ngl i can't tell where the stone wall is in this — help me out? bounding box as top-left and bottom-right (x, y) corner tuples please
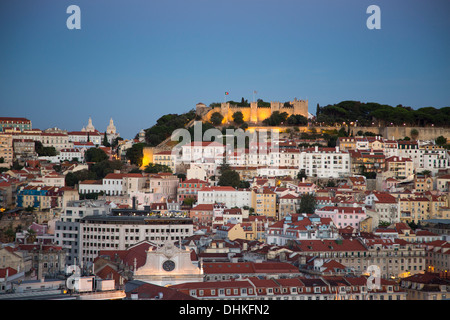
(311, 126), (450, 141)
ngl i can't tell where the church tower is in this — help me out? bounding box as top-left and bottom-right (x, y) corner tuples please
(106, 118), (116, 134)
(83, 117), (96, 132)
(133, 240), (203, 286)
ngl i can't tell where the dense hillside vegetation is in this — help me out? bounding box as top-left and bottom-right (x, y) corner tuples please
(143, 109), (197, 146)
(316, 101), (450, 127)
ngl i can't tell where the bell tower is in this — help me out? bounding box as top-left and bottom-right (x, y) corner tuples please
(133, 240), (203, 286)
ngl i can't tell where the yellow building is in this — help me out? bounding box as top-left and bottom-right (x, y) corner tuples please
(385, 156), (414, 179)
(0, 133), (13, 166)
(414, 176), (434, 193)
(153, 150), (176, 172)
(251, 188), (277, 218)
(399, 194), (446, 223)
(225, 223), (255, 241)
(337, 137), (356, 151)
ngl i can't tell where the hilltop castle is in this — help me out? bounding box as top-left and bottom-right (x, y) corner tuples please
(196, 98), (309, 125)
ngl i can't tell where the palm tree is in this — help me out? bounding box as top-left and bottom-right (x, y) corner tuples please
(25, 228), (37, 244)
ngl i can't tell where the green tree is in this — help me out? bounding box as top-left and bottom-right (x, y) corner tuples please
(297, 169), (307, 180)
(183, 197), (196, 207)
(297, 193), (317, 214)
(144, 163), (172, 173)
(25, 228), (37, 244)
(103, 132), (111, 147)
(210, 112), (224, 126)
(126, 143), (146, 166)
(65, 169), (97, 187)
(218, 170), (240, 188)
(85, 147), (108, 163)
(143, 110), (196, 147)
(232, 111), (244, 125)
(435, 136), (447, 146)
(35, 141), (57, 157)
(410, 129), (419, 141)
(218, 159), (240, 188)
(287, 114), (308, 126)
(326, 180), (336, 187)
(262, 111), (288, 126)
(91, 159), (123, 179)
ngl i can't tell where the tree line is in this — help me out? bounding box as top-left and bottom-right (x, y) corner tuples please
(316, 101), (450, 127)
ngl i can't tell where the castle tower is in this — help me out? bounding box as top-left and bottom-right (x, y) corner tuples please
(270, 101), (282, 114)
(250, 101), (258, 123)
(220, 102), (230, 123)
(291, 98), (309, 118)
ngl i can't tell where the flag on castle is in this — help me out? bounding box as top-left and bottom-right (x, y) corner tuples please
(225, 92), (229, 95)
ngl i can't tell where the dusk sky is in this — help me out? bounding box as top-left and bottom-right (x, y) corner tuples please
(1, 0), (449, 139)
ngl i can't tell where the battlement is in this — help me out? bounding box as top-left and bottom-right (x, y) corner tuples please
(196, 98), (308, 124)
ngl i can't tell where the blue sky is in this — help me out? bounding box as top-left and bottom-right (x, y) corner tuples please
(1, 0), (449, 139)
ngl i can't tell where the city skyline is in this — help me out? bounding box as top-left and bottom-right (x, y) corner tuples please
(1, 0), (450, 139)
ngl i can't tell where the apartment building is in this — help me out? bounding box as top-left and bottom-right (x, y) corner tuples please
(399, 195), (447, 223)
(300, 146), (350, 178)
(0, 134), (13, 166)
(400, 272), (450, 300)
(384, 156), (414, 179)
(153, 150), (177, 172)
(181, 141), (225, 164)
(0, 117), (31, 132)
(177, 178), (209, 202)
(315, 206), (368, 230)
(171, 275), (406, 300)
(40, 132), (72, 151)
(54, 200), (112, 265)
(290, 237), (425, 280)
(197, 186), (252, 209)
(251, 187), (277, 218)
(79, 213), (194, 265)
(278, 194), (301, 219)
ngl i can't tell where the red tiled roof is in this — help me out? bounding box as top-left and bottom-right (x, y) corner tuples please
(202, 262), (299, 275)
(191, 204), (215, 211)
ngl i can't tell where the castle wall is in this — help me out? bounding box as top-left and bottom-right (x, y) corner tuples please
(201, 99), (309, 125)
(315, 126), (450, 141)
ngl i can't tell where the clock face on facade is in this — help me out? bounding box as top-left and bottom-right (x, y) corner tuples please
(162, 260), (175, 272)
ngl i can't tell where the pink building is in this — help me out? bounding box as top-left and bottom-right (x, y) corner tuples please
(315, 206), (367, 230)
